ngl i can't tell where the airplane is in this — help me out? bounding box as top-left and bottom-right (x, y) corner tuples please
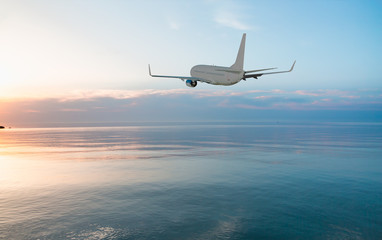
(149, 33), (295, 88)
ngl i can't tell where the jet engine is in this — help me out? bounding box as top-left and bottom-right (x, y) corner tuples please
(185, 80), (197, 88)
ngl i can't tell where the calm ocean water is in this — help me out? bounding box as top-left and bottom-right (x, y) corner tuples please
(0, 122), (381, 239)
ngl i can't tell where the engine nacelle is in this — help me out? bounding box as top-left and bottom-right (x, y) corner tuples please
(185, 80), (197, 88)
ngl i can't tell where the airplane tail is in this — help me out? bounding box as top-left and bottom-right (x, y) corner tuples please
(230, 33), (246, 70)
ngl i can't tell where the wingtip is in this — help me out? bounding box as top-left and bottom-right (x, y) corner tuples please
(290, 60), (296, 71)
(148, 64), (152, 76)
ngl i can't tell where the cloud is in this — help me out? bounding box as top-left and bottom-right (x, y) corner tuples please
(294, 90), (323, 96)
(1, 88), (381, 126)
(60, 108), (87, 112)
(25, 109), (40, 113)
(212, 1), (253, 30)
(214, 11), (251, 30)
(254, 96), (273, 100)
(293, 89), (347, 97)
(60, 89), (191, 101)
(341, 95), (360, 99)
(167, 17), (181, 30)
(169, 21), (180, 30)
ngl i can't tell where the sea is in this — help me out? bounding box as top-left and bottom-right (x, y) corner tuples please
(0, 122), (381, 239)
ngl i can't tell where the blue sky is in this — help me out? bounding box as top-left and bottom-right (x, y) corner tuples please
(0, 0), (381, 125)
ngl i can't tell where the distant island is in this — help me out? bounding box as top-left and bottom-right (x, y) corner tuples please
(0, 126), (4, 129)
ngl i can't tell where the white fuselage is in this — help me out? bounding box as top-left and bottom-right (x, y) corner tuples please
(190, 65), (244, 86)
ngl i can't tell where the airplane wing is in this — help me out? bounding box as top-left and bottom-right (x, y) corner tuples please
(243, 61), (295, 79)
(148, 65), (200, 81)
(245, 67), (277, 73)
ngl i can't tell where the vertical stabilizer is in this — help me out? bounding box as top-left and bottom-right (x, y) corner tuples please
(230, 33), (246, 70)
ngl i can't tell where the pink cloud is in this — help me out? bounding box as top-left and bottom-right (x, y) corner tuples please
(25, 109), (40, 113)
(122, 102), (138, 108)
(294, 90), (322, 96)
(60, 108), (87, 112)
(1, 88), (380, 115)
(235, 104), (269, 110)
(254, 96), (273, 100)
(293, 89), (349, 97)
(341, 95), (360, 99)
(217, 99), (230, 107)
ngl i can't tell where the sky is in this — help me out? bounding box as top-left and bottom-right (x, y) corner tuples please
(0, 0), (381, 126)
